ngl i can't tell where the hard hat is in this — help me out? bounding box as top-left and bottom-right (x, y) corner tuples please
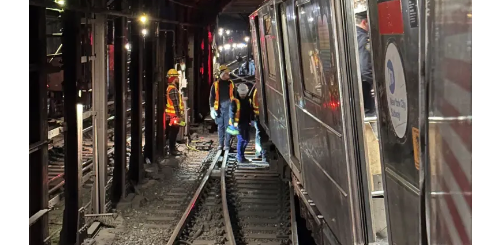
(354, 2), (367, 14)
(219, 65), (231, 74)
(167, 69), (179, 77)
(237, 83), (249, 96)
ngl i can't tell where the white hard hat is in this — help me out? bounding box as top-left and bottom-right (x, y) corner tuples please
(237, 83), (249, 96)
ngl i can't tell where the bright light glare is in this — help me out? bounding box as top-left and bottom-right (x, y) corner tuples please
(125, 43), (131, 50)
(244, 36), (250, 42)
(218, 28), (224, 36)
(57, 0), (65, 5)
(140, 15), (147, 23)
(141, 29), (148, 36)
(224, 44), (231, 50)
(233, 43), (238, 48)
(219, 46), (223, 51)
(308, 17), (314, 22)
(226, 30), (231, 35)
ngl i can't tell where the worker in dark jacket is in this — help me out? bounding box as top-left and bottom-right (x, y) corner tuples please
(229, 83), (253, 163)
(356, 10), (375, 116)
(210, 65), (235, 150)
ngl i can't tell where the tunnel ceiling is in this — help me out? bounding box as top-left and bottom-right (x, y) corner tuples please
(221, 0), (264, 14)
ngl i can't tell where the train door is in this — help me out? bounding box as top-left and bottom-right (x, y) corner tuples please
(367, 0), (422, 244)
(348, 0), (389, 243)
(250, 13), (269, 133)
(257, 4), (292, 160)
(276, 2), (302, 173)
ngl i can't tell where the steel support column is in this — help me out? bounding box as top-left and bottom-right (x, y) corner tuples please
(112, 15), (127, 203)
(129, 18), (144, 184)
(60, 7), (83, 245)
(156, 32), (167, 157)
(144, 22), (156, 162)
(29, 6), (49, 245)
(92, 14), (107, 213)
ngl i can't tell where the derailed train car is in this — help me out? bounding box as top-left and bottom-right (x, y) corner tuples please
(249, 0), (472, 244)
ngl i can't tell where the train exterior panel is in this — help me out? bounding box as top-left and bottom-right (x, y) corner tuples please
(250, 0), (472, 244)
(251, 0), (372, 244)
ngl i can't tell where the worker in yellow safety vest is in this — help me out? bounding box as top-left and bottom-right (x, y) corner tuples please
(209, 65), (235, 150)
(251, 87), (266, 161)
(165, 68), (184, 156)
(229, 83), (253, 163)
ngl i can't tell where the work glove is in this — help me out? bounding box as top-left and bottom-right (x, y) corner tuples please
(226, 125), (240, 135)
(234, 122), (238, 128)
(210, 107), (217, 119)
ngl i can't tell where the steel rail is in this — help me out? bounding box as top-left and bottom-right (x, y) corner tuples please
(166, 150), (223, 245)
(221, 150), (237, 245)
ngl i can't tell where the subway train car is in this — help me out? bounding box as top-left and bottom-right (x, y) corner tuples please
(249, 0), (472, 244)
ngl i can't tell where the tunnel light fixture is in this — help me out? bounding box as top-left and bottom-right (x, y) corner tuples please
(224, 44), (231, 50)
(244, 36), (250, 42)
(56, 0), (65, 5)
(141, 29), (148, 36)
(125, 43), (131, 50)
(226, 30), (231, 35)
(140, 14), (148, 24)
(218, 28), (224, 36)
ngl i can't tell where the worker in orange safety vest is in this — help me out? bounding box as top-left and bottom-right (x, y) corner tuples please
(165, 69), (184, 156)
(251, 87), (265, 161)
(209, 65), (235, 150)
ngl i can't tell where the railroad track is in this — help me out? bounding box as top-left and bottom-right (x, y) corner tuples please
(140, 149), (220, 242)
(167, 137), (298, 245)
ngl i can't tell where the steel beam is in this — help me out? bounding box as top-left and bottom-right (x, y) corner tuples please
(92, 14), (107, 214)
(144, 22), (156, 163)
(29, 6), (49, 245)
(60, 7), (83, 245)
(156, 32), (167, 157)
(129, 16), (144, 184)
(112, 15), (127, 203)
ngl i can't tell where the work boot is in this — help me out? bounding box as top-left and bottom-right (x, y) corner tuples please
(237, 157), (249, 163)
(223, 146), (230, 151)
(170, 150), (182, 156)
(217, 145), (223, 150)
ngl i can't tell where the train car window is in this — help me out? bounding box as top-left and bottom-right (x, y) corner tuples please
(263, 15), (277, 78)
(295, 1), (337, 105)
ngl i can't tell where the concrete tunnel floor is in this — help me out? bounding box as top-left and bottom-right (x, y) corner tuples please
(92, 133), (220, 245)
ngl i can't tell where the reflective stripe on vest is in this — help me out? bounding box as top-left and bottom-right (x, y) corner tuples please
(229, 98), (241, 125)
(251, 88), (259, 115)
(214, 80), (235, 110)
(165, 85), (184, 115)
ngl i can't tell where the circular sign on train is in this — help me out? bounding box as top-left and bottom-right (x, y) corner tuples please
(384, 42), (408, 138)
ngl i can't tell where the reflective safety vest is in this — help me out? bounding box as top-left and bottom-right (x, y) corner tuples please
(165, 85), (184, 116)
(229, 98), (241, 126)
(214, 80), (235, 110)
(251, 88), (259, 115)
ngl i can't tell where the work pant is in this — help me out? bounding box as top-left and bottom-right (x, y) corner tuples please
(236, 122), (251, 161)
(166, 123), (179, 152)
(249, 62), (255, 76)
(253, 119), (265, 158)
(215, 102), (232, 148)
(362, 81), (375, 116)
